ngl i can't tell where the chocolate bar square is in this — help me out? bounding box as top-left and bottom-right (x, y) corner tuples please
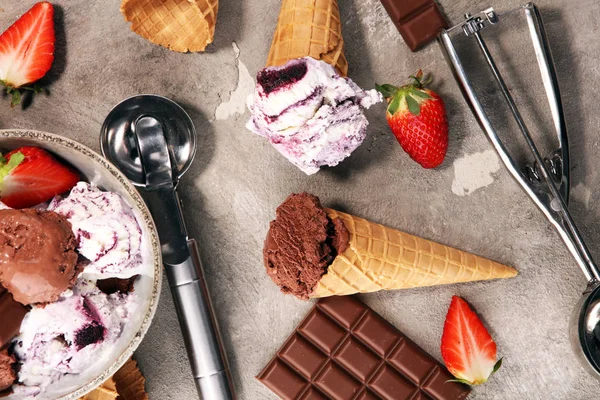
(380, 0), (448, 51)
(257, 296), (470, 399)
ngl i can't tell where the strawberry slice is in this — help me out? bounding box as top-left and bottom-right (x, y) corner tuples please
(441, 296), (502, 385)
(0, 2), (55, 106)
(0, 147), (79, 209)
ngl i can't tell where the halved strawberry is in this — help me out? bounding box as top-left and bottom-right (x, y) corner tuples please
(0, 2), (55, 106)
(0, 147), (79, 209)
(441, 296), (502, 385)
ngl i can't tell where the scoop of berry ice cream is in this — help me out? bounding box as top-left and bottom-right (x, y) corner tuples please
(47, 182), (143, 279)
(247, 57), (382, 175)
(11, 279), (135, 394)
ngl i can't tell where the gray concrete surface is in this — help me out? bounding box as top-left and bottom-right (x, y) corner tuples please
(2, 0), (600, 398)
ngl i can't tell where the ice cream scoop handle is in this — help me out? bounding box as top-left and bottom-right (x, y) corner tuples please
(165, 239), (236, 400)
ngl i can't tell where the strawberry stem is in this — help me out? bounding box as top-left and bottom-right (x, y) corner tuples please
(377, 70), (436, 117)
(405, 95), (420, 115)
(492, 358), (503, 374)
(375, 84), (399, 99)
(0, 152), (24, 180)
(408, 70), (434, 89)
(1, 80), (46, 107)
(408, 75), (421, 88)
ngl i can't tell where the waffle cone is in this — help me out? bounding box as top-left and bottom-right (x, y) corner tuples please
(78, 359), (147, 400)
(310, 209), (518, 297)
(113, 359), (148, 400)
(78, 378), (118, 400)
(121, 0), (219, 52)
(266, 0), (348, 76)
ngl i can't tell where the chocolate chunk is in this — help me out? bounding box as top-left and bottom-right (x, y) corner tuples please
(0, 286), (28, 349)
(257, 296), (470, 400)
(380, 0), (448, 51)
(96, 276), (138, 295)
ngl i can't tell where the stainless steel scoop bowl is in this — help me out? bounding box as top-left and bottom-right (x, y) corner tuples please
(100, 95), (195, 187)
(439, 3), (600, 379)
(100, 95), (236, 399)
(572, 283), (600, 377)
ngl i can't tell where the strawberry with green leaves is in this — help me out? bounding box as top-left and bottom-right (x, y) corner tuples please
(441, 296), (502, 386)
(376, 70), (448, 168)
(0, 147), (79, 209)
(0, 2), (55, 107)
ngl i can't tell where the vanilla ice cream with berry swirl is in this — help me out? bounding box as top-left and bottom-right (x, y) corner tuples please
(47, 182), (143, 279)
(247, 57), (382, 175)
(12, 279), (136, 396)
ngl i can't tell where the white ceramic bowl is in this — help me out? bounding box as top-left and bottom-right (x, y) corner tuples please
(0, 129), (162, 400)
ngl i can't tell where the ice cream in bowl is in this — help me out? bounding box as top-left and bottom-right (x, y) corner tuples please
(0, 129), (161, 400)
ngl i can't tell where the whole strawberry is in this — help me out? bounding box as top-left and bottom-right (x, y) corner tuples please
(376, 70), (448, 168)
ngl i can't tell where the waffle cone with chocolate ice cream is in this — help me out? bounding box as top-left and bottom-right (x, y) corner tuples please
(266, 0), (348, 76)
(79, 358), (147, 400)
(0, 209), (79, 305)
(264, 193), (518, 299)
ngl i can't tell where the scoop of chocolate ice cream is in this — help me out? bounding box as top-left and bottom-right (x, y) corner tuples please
(0, 209), (79, 305)
(0, 348), (16, 392)
(264, 193), (349, 299)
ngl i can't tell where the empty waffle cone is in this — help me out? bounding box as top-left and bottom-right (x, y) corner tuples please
(121, 0), (219, 52)
(266, 0), (348, 76)
(79, 359), (148, 400)
(113, 359), (148, 400)
(310, 209), (518, 298)
(78, 377), (118, 400)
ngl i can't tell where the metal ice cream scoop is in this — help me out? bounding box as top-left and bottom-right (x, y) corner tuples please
(100, 95), (236, 399)
(439, 3), (600, 380)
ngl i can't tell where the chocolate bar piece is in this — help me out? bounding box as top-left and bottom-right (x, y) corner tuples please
(380, 0), (448, 51)
(0, 285), (28, 349)
(96, 275), (138, 295)
(258, 296), (470, 399)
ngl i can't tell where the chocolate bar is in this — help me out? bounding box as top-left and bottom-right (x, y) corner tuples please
(380, 0), (448, 51)
(0, 285), (28, 348)
(258, 296), (470, 399)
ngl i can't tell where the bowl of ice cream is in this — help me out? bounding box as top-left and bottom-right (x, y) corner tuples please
(0, 129), (162, 400)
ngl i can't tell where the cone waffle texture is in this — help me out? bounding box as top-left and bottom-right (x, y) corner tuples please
(310, 209), (518, 297)
(121, 0), (219, 52)
(266, 0), (348, 76)
(114, 359), (148, 400)
(78, 359), (148, 400)
(78, 377), (118, 400)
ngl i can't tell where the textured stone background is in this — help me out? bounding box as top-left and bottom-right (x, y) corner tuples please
(2, 0), (600, 399)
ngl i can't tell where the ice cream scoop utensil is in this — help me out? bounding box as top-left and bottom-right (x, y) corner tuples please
(439, 3), (600, 379)
(100, 95), (235, 399)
